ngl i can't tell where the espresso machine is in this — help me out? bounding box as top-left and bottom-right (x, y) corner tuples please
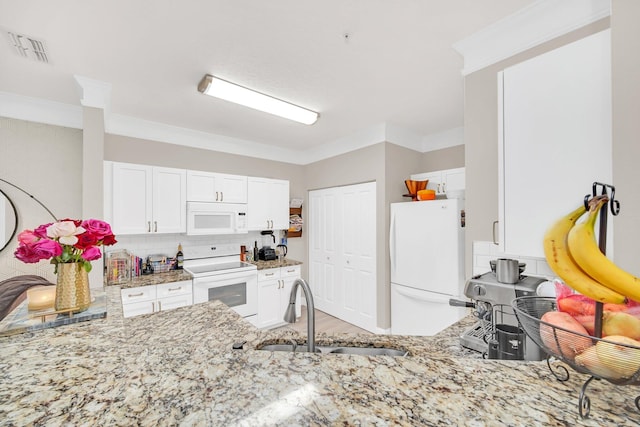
(455, 260), (548, 361)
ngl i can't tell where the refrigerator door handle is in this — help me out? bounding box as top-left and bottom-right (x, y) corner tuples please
(394, 286), (452, 304)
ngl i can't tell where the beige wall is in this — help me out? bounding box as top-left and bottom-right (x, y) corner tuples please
(420, 145), (465, 172)
(305, 142), (388, 326)
(463, 18), (610, 275)
(0, 118), (83, 282)
(611, 0), (640, 273)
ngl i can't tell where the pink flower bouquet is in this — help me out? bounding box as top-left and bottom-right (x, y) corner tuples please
(15, 218), (117, 273)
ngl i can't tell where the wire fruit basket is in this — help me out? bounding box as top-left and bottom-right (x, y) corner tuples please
(512, 296), (640, 387)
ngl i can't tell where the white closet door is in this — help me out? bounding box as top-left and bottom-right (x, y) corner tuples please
(309, 182), (377, 332)
(340, 182), (376, 331)
(309, 188), (339, 315)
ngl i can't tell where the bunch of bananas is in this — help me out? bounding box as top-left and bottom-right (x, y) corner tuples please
(543, 195), (640, 304)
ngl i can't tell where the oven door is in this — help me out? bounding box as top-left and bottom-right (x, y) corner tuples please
(192, 270), (257, 317)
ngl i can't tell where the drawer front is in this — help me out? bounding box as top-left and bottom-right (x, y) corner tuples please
(122, 299), (156, 318)
(258, 268), (280, 282)
(280, 265), (301, 278)
(121, 285), (156, 304)
(156, 280), (193, 299)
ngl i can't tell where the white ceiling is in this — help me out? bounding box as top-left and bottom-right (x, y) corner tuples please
(0, 0), (535, 162)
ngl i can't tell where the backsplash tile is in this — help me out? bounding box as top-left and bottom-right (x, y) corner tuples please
(472, 240), (553, 279)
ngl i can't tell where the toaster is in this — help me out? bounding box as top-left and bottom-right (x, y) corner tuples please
(258, 246), (277, 261)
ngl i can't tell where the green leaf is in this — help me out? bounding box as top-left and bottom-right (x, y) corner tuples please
(83, 262), (92, 273)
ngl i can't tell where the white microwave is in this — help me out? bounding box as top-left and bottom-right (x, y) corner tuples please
(186, 202), (248, 235)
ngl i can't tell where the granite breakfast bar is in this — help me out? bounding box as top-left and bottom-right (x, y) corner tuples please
(1, 286), (639, 426)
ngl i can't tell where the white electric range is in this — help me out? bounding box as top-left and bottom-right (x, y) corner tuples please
(184, 244), (258, 321)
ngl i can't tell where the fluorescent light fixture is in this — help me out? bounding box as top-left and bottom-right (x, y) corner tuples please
(198, 74), (319, 125)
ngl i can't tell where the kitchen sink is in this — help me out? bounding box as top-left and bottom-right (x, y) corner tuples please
(327, 347), (408, 357)
(259, 344), (322, 353)
(257, 343), (408, 357)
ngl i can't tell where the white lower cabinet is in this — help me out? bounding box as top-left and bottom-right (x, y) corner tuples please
(121, 280), (193, 318)
(256, 265), (301, 329)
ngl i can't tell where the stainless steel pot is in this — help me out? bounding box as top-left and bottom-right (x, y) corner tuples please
(490, 259), (525, 276)
(495, 258), (520, 284)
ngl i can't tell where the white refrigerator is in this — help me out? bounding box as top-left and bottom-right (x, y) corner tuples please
(390, 199), (467, 336)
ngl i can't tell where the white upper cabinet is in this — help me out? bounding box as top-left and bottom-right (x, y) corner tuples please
(498, 30), (612, 258)
(186, 170), (247, 203)
(247, 177), (289, 230)
(411, 167), (465, 196)
(105, 161), (186, 235)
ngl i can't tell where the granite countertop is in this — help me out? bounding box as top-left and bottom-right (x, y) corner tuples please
(1, 287), (639, 426)
(250, 258), (303, 270)
(108, 270), (193, 289)
(108, 260), (302, 289)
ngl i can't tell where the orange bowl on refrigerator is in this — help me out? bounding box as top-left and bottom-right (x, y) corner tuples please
(417, 189), (436, 201)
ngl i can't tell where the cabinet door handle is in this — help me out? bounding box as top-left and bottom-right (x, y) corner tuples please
(154, 221), (158, 232)
(265, 272), (275, 277)
(220, 192), (224, 202)
(442, 182), (446, 193)
(286, 269), (295, 273)
(167, 287), (182, 292)
(215, 191), (219, 201)
(147, 221), (151, 233)
(152, 301), (156, 312)
(128, 292), (144, 298)
(492, 220), (499, 245)
(158, 301), (162, 312)
(270, 220), (273, 229)
(437, 183), (441, 193)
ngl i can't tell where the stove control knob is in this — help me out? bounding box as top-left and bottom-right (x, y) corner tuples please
(473, 285), (486, 297)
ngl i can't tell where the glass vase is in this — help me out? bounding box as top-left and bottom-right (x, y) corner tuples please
(55, 262), (91, 313)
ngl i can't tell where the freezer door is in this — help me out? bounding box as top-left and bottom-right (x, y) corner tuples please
(390, 200), (463, 295)
(391, 284), (467, 336)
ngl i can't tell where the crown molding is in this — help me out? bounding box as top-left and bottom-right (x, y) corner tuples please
(453, 0), (611, 76)
(108, 113), (299, 164)
(0, 91), (82, 129)
(0, 91), (460, 165)
(74, 75), (112, 109)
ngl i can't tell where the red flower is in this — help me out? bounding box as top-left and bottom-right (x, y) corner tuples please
(74, 232), (99, 250)
(102, 234), (117, 246)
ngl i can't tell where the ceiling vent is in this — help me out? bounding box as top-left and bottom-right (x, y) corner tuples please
(7, 31), (49, 63)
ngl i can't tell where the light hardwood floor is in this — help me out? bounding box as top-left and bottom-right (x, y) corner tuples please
(274, 306), (372, 335)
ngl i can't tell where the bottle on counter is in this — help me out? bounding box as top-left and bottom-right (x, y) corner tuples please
(176, 244), (184, 270)
(253, 241), (259, 262)
(240, 245), (246, 262)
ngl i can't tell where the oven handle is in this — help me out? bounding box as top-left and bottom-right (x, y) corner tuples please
(192, 269), (257, 284)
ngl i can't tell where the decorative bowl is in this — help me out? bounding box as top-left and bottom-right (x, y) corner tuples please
(417, 189), (436, 200)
